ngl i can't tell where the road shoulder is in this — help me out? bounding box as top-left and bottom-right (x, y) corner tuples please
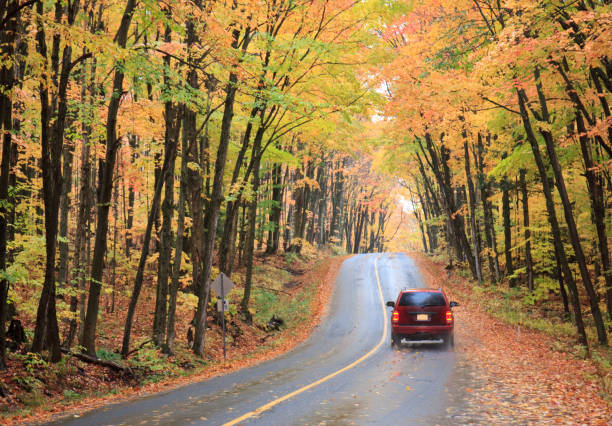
(412, 252), (611, 424)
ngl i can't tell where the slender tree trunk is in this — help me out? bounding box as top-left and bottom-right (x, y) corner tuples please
(329, 159), (345, 243)
(266, 163), (283, 253)
(413, 179), (434, 252)
(517, 88), (588, 348)
(121, 135), (177, 357)
(476, 133), (500, 282)
(421, 134), (476, 277)
(226, 212), (240, 276)
(576, 111), (612, 318)
(69, 60), (94, 346)
(317, 163), (328, 246)
(464, 141), (482, 284)
(520, 169), (534, 291)
(553, 240), (570, 314)
(125, 135), (137, 258)
(153, 116), (177, 346)
(67, 66), (93, 347)
(82, 0), (136, 357)
(241, 125), (264, 323)
(109, 161), (119, 314)
(32, 0), (83, 362)
(194, 28), (246, 357)
(501, 166), (515, 287)
(218, 108), (259, 272)
(0, 0), (22, 368)
(58, 140), (74, 290)
(164, 109), (187, 355)
(154, 40), (180, 345)
(531, 69), (607, 345)
(288, 165), (306, 253)
(238, 202), (248, 266)
(353, 205), (367, 254)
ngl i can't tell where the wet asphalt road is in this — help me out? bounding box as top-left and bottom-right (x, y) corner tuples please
(53, 253), (471, 425)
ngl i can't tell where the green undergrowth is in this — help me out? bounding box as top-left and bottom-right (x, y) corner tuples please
(253, 266), (319, 332)
(1, 250), (330, 422)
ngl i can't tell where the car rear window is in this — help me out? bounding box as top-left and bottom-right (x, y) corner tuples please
(398, 292), (446, 307)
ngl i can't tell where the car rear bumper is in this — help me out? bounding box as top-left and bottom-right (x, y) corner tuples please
(392, 324), (453, 339)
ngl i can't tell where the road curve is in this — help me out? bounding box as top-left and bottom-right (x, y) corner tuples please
(52, 253), (469, 425)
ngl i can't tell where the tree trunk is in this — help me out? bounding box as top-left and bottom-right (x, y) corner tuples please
(66, 61), (93, 347)
(82, 0), (136, 357)
(464, 141), (482, 284)
(68, 58), (94, 347)
(194, 28), (246, 357)
(517, 88), (588, 348)
(153, 34), (180, 345)
(32, 0), (83, 362)
(226, 211), (240, 276)
(241, 125), (264, 323)
(531, 69), (607, 345)
(288, 164), (307, 253)
(121, 134), (177, 357)
(553, 240), (570, 314)
(421, 134), (476, 277)
(328, 159), (345, 243)
(164, 107), (187, 355)
(125, 135), (137, 258)
(576, 111), (612, 318)
(353, 205), (367, 254)
(266, 163), (283, 254)
(58, 141), (74, 290)
(218, 107), (259, 273)
(520, 169), (534, 291)
(476, 133), (501, 282)
(0, 0), (23, 368)
(501, 165), (515, 287)
(153, 102), (178, 346)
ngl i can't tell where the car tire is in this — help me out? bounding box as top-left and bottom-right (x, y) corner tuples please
(442, 333), (454, 349)
(391, 333), (400, 347)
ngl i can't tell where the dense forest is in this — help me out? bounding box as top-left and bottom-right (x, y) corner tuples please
(0, 0), (395, 368)
(0, 0), (610, 373)
(376, 0), (612, 352)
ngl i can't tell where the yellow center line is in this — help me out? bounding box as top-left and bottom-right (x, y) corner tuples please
(223, 255), (388, 426)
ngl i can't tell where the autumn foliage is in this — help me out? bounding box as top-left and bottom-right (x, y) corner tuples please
(0, 0), (394, 378)
(374, 0), (612, 352)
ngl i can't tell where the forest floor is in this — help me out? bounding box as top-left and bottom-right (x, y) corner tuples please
(0, 249), (346, 424)
(412, 252), (611, 424)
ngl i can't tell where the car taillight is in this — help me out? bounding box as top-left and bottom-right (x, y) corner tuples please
(445, 310), (453, 324)
(392, 311), (399, 322)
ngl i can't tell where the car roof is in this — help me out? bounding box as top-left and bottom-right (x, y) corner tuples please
(400, 288), (443, 293)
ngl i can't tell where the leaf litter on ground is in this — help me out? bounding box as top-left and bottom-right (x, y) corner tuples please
(412, 252), (611, 425)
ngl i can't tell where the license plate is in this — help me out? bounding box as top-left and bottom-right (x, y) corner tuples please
(416, 314), (429, 321)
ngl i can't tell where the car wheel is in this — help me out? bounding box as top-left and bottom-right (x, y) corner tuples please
(442, 333), (454, 349)
(391, 333), (400, 347)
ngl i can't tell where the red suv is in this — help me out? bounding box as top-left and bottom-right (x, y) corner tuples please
(386, 288), (458, 348)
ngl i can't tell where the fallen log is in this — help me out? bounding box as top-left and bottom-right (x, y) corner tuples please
(260, 286), (291, 295)
(60, 348), (132, 375)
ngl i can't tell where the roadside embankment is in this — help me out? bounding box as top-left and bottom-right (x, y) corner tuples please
(1, 252), (348, 424)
